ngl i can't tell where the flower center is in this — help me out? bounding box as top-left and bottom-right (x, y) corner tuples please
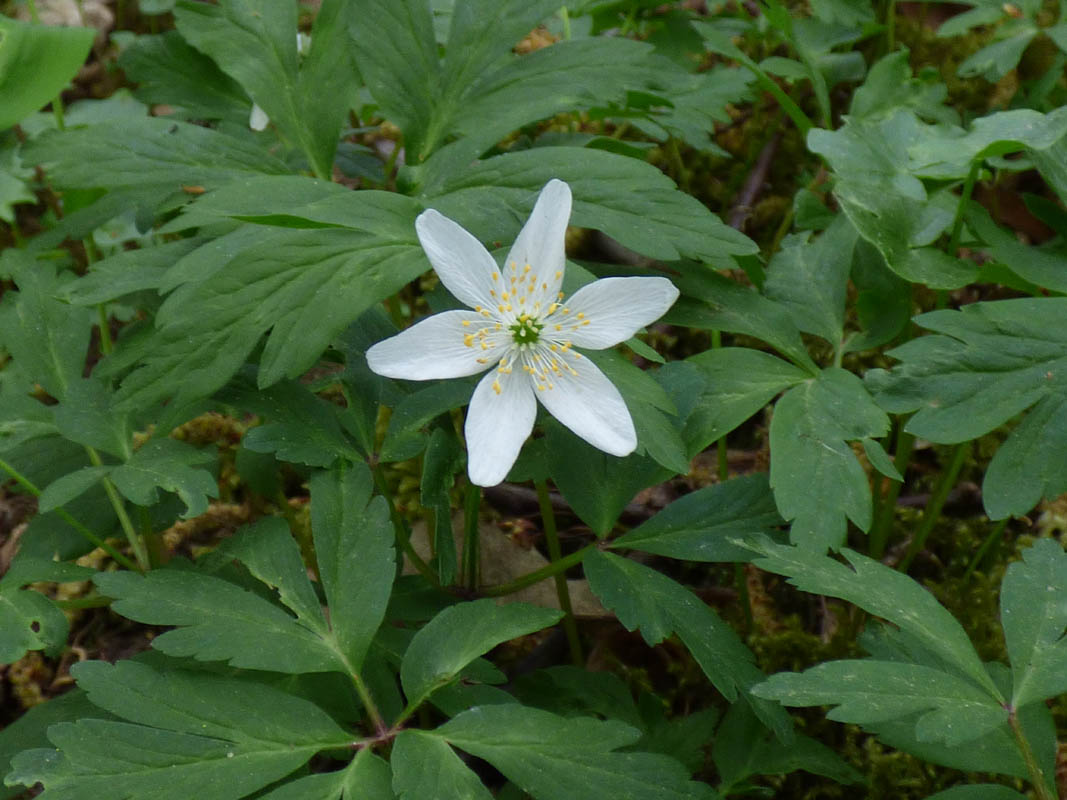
(510, 315), (543, 345)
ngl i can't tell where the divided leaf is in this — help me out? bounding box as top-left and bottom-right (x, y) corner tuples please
(7, 661), (351, 800)
(400, 599), (562, 709)
(769, 368), (890, 550)
(866, 298), (1067, 519)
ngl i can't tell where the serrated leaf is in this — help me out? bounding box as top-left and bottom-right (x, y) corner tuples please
(118, 31), (250, 122)
(401, 599), (561, 709)
(1000, 539), (1067, 708)
(753, 660), (1006, 746)
(257, 751), (394, 800)
(94, 568), (344, 673)
(8, 660), (351, 800)
(109, 438), (218, 518)
(39, 466), (113, 512)
(219, 517), (328, 631)
(431, 704), (718, 800)
(667, 272), (818, 373)
(391, 732), (495, 800)
(0, 587), (68, 662)
(611, 474), (784, 562)
(808, 111), (976, 289)
(763, 215), (855, 348)
(423, 147), (756, 265)
(0, 261), (92, 401)
(744, 540), (1000, 699)
(24, 117), (290, 193)
(584, 549), (792, 740)
(52, 376), (131, 458)
(681, 348), (809, 456)
(221, 378), (362, 467)
(309, 464), (395, 670)
(865, 298), (1067, 518)
(769, 368), (889, 550)
(0, 17), (95, 130)
(65, 237), (204, 306)
(849, 49), (956, 124)
(966, 205), (1067, 294)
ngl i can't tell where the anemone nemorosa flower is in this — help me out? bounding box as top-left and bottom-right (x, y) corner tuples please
(366, 179), (679, 486)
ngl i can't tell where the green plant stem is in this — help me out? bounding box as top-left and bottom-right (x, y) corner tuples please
(948, 160), (981, 258)
(462, 483), (480, 591)
(371, 464), (439, 586)
(535, 480), (583, 666)
(883, 0), (896, 53)
(963, 517), (1009, 581)
(899, 442), (969, 572)
(85, 446), (150, 571)
(482, 544), (595, 597)
(0, 456), (140, 571)
(56, 594), (112, 610)
(338, 651), (386, 734)
(869, 425), (914, 560)
(1008, 708), (1056, 800)
(560, 5), (571, 40)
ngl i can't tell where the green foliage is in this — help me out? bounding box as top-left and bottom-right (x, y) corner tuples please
(4, 0), (1067, 798)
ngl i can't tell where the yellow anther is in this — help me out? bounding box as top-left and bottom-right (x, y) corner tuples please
(581, 320), (590, 326)
(501, 291), (509, 300)
(557, 292), (565, 300)
(490, 290), (496, 298)
(554, 271), (562, 279)
(474, 305), (482, 312)
(464, 334), (475, 347)
(492, 380), (502, 395)
(476, 357), (487, 364)
(577, 312), (585, 319)
(542, 282), (548, 290)
(523, 263), (531, 273)
(461, 320), (471, 327)
(481, 341), (489, 350)
(498, 304), (507, 313)
(555, 325), (562, 331)
(550, 344), (558, 351)
(548, 303), (558, 314)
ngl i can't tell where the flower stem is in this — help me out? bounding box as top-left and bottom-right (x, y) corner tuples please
(899, 441), (969, 572)
(85, 446), (150, 571)
(462, 483), (480, 591)
(482, 544), (595, 598)
(0, 456), (140, 571)
(1008, 707), (1056, 800)
(963, 517), (1009, 582)
(371, 464), (439, 586)
(869, 424), (914, 560)
(535, 480), (583, 666)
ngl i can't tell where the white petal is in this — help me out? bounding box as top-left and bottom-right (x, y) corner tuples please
(416, 209), (502, 310)
(366, 311), (506, 380)
(249, 103), (270, 131)
(551, 276), (679, 350)
(502, 180), (571, 311)
(465, 367), (536, 486)
(533, 349), (636, 456)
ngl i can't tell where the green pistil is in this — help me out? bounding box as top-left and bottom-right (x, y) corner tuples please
(510, 317), (543, 345)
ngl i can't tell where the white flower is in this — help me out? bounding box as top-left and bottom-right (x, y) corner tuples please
(366, 179), (679, 486)
(248, 103), (270, 132)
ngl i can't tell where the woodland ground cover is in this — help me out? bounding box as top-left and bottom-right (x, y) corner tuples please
(1, 1), (1067, 798)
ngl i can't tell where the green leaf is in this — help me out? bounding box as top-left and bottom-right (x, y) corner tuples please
(910, 107), (1067, 181)
(584, 549), (792, 740)
(257, 751), (395, 800)
(220, 378), (362, 467)
(105, 191), (424, 409)
(0, 261), (92, 401)
(545, 419), (665, 536)
(965, 204), (1067, 294)
(109, 438), (218, 518)
(432, 704), (718, 800)
(64, 237), (205, 306)
(1000, 539), (1067, 708)
(0, 586), (68, 662)
(712, 702), (861, 791)
(392, 732), (495, 800)
(310, 464), (396, 670)
(956, 27), (1037, 82)
(52, 377), (130, 458)
(807, 111), (976, 289)
(667, 272), (818, 373)
(753, 660), (1006, 746)
(24, 117), (290, 193)
(925, 787), (1029, 800)
(681, 348), (809, 456)
(611, 474), (784, 562)
(0, 17), (95, 130)
(118, 31), (250, 123)
(849, 49), (956, 124)
(218, 517), (328, 632)
(423, 147), (756, 265)
(744, 540), (1000, 699)
(8, 660), (351, 800)
(381, 380), (473, 462)
(763, 215), (856, 349)
(174, 0), (356, 178)
(94, 566), (345, 674)
(39, 466), (113, 512)
(866, 298), (1067, 518)
(769, 368), (890, 550)
(421, 427), (462, 584)
(400, 599), (562, 709)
